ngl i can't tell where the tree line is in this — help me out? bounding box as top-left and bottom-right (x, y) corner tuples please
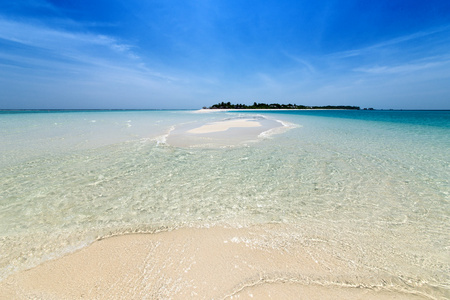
(206, 102), (360, 110)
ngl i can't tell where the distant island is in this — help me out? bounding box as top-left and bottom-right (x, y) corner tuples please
(205, 102), (362, 110)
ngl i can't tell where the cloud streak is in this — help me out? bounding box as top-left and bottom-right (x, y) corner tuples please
(0, 18), (138, 61)
(331, 26), (450, 59)
(0, 17), (180, 84)
(282, 51), (316, 74)
(354, 56), (450, 75)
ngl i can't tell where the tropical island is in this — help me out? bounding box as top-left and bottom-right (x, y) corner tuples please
(205, 102), (361, 110)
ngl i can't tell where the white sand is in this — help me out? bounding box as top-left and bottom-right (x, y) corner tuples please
(0, 225), (428, 299)
(165, 116), (288, 148)
(187, 119), (262, 134)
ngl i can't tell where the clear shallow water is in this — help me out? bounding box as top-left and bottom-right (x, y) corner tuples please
(0, 110), (449, 298)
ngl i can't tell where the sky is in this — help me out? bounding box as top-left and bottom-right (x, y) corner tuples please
(0, 0), (449, 109)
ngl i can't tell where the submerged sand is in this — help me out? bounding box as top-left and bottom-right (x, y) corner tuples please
(0, 225), (428, 299)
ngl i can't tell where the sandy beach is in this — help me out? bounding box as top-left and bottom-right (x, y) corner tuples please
(0, 225), (428, 299)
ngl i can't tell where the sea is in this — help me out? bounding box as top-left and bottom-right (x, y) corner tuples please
(0, 109), (449, 298)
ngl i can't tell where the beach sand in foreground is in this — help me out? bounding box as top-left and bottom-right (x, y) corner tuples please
(0, 225), (428, 299)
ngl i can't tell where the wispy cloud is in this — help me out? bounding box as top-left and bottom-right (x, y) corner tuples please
(0, 17), (178, 82)
(354, 56), (450, 74)
(0, 15), (195, 110)
(0, 18), (138, 60)
(95, 35), (140, 60)
(282, 51), (316, 74)
(332, 26), (450, 59)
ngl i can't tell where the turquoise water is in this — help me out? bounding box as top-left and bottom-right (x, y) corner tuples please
(0, 110), (449, 298)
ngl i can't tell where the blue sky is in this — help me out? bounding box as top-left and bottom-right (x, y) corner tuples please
(1, 0), (449, 109)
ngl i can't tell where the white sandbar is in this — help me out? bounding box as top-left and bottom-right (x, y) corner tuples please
(165, 116), (289, 148)
(187, 118), (262, 134)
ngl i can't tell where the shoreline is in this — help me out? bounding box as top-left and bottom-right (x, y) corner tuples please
(0, 225), (432, 299)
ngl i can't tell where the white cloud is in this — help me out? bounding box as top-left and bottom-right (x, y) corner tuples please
(0, 18), (138, 60)
(354, 58), (450, 74)
(0, 17), (178, 82)
(282, 51), (316, 74)
(0, 15), (200, 109)
(331, 26), (450, 59)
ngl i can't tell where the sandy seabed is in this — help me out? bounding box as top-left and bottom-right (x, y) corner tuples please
(0, 225), (428, 300)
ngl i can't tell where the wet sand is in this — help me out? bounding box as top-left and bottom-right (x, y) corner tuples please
(0, 225), (428, 299)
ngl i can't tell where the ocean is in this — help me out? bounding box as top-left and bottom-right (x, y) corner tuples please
(0, 109), (449, 298)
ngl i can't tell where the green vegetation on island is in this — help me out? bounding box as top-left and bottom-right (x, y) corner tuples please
(206, 102), (361, 110)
